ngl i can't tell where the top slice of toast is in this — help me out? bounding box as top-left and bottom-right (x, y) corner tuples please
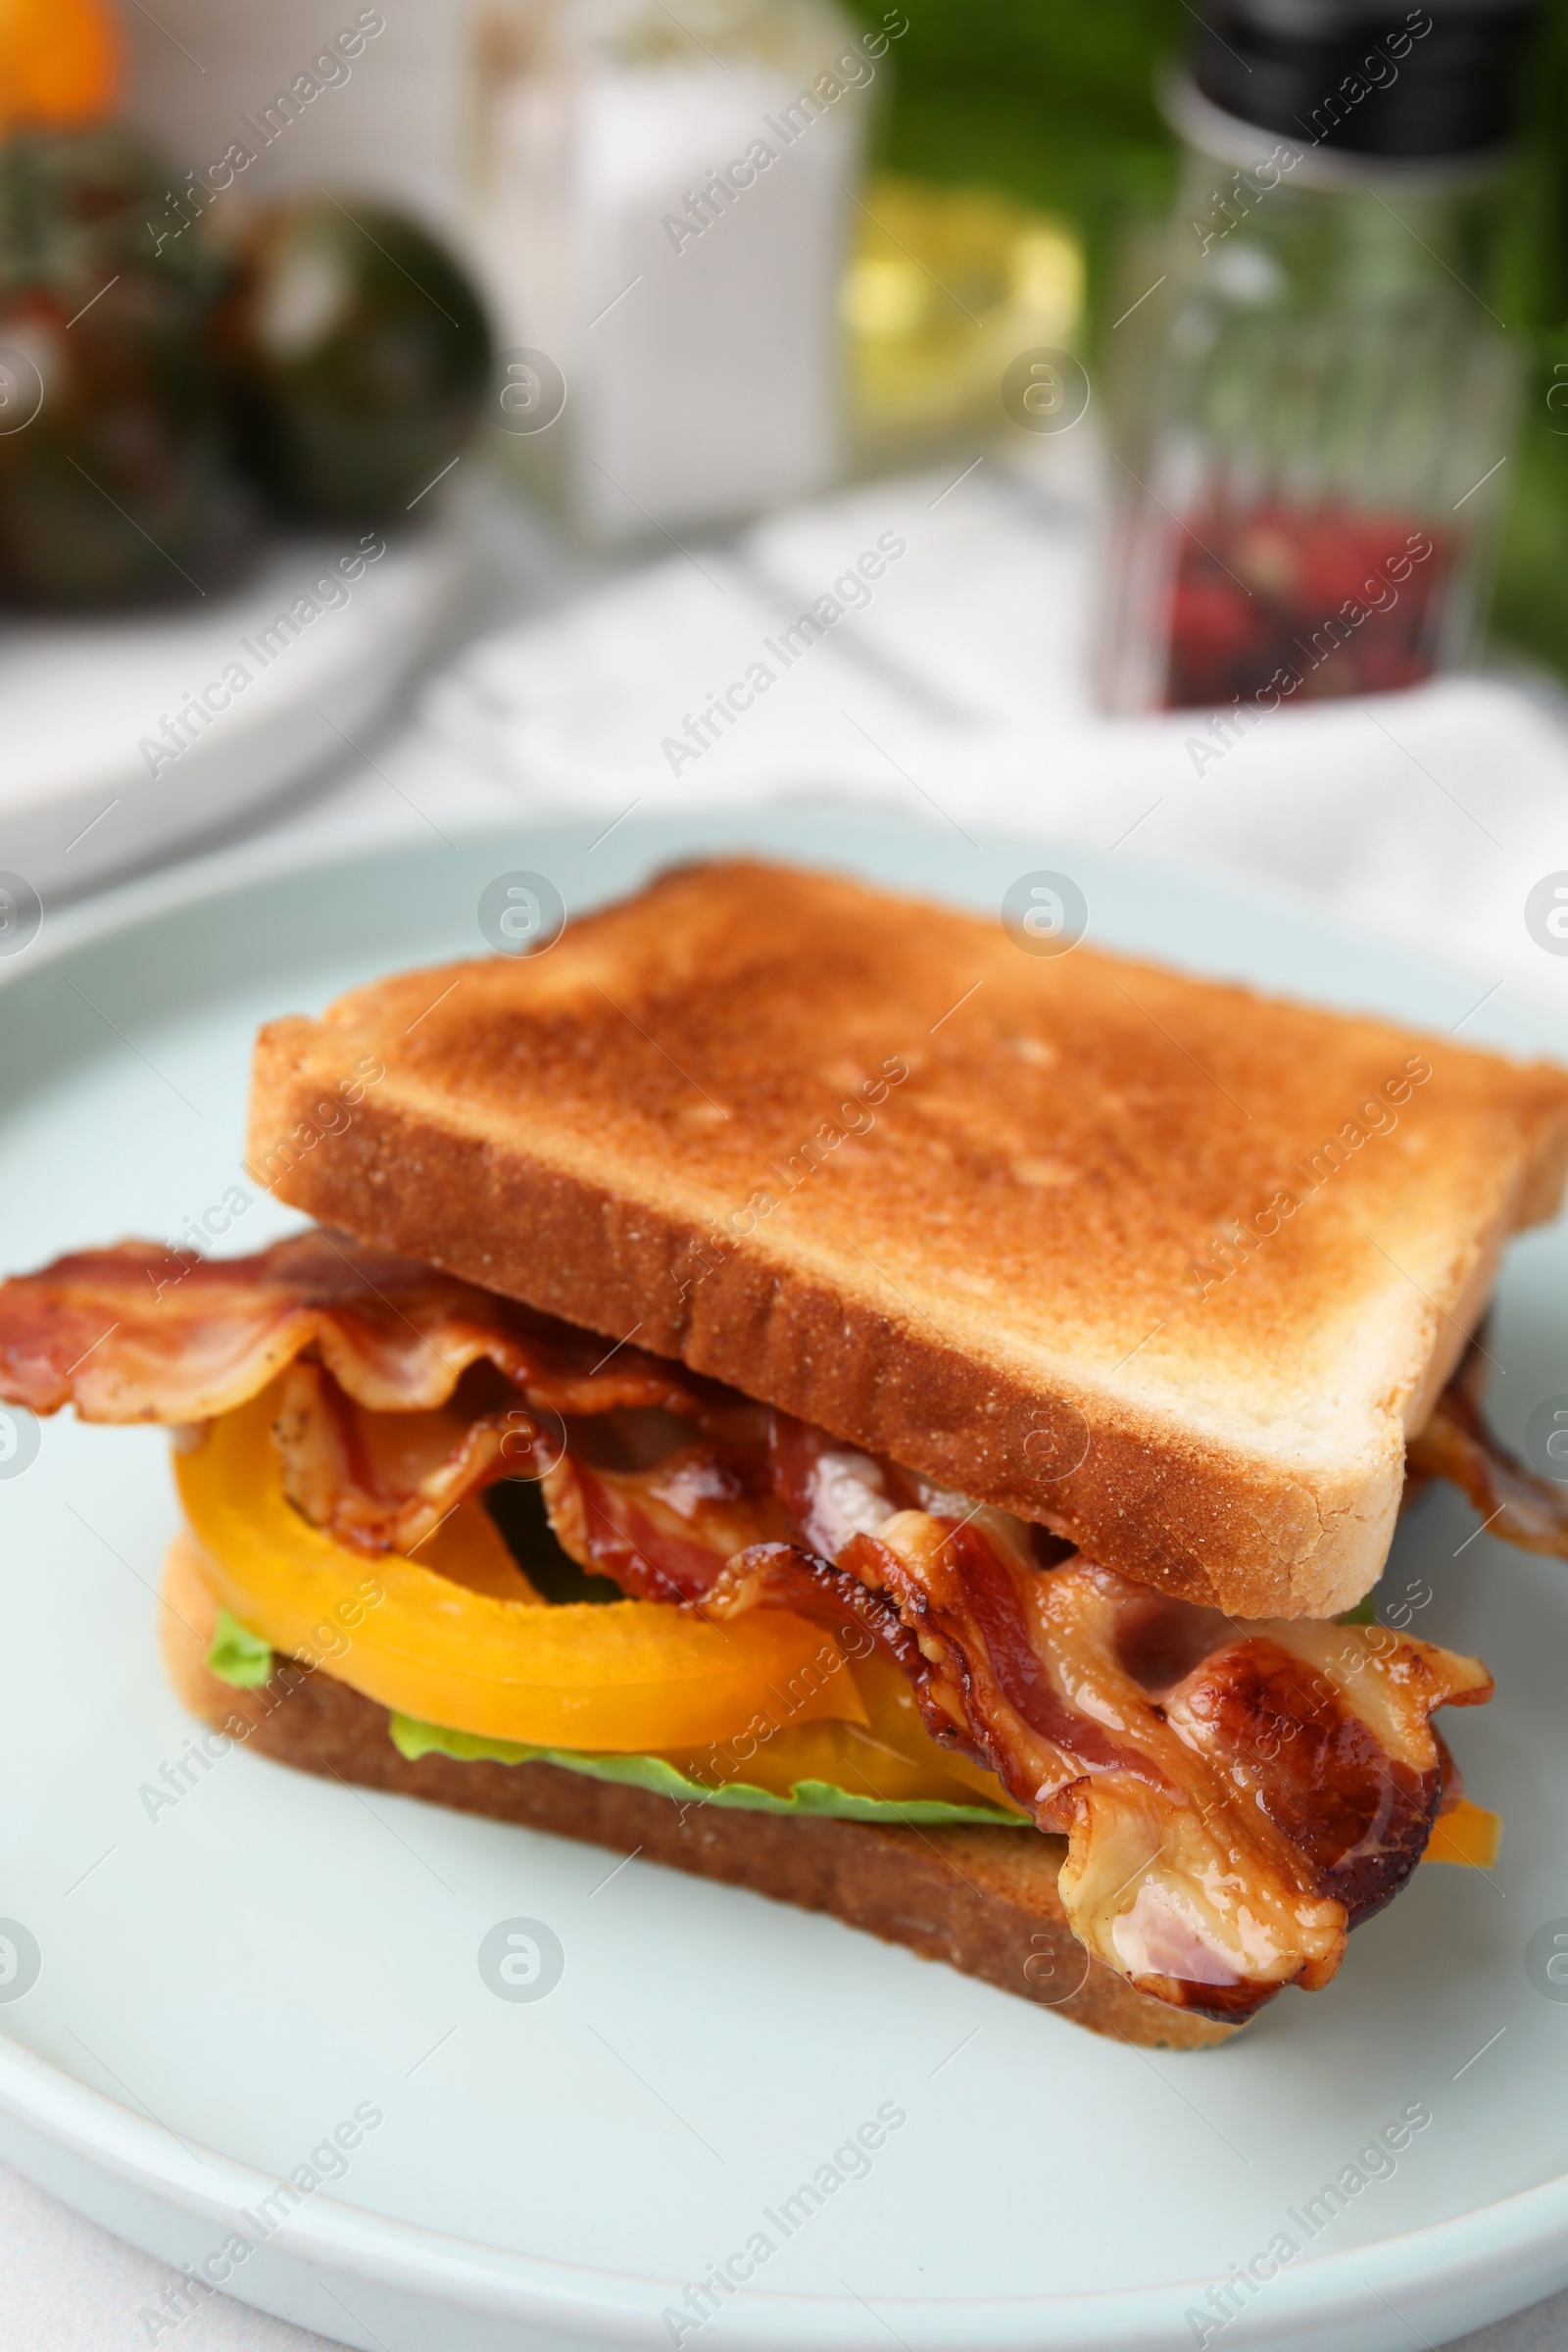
(248, 858), (1568, 1617)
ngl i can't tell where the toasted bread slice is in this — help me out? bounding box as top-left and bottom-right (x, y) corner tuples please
(160, 1538), (1233, 2049)
(249, 858), (1568, 1616)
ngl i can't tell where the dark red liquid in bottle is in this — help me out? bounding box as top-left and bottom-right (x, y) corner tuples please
(1160, 503), (1458, 710)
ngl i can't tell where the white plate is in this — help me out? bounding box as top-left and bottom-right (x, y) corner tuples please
(0, 522), (464, 900)
(1, 807), (1566, 2352)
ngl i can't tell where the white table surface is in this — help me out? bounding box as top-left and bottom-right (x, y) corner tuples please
(5, 459), (1568, 2352)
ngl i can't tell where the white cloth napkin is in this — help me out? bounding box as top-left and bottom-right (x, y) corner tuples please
(403, 444), (1568, 1024)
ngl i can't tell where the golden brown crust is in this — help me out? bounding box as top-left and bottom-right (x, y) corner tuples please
(247, 857), (1568, 1616)
(161, 1538), (1234, 2050)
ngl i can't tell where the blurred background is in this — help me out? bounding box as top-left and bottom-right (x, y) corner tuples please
(1, 0), (1564, 891)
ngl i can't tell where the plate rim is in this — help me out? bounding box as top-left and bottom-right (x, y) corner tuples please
(1, 2025), (1564, 2350)
(6, 787), (1547, 1012)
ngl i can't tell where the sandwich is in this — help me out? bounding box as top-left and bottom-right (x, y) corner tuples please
(5, 857), (1568, 2052)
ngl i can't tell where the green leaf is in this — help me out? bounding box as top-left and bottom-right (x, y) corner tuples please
(206, 1608), (274, 1689)
(388, 1714), (1031, 1827)
(1337, 1591), (1380, 1627)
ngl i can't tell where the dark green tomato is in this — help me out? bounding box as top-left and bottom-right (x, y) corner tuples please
(0, 126), (223, 299)
(216, 196), (492, 524)
(0, 129), (248, 607)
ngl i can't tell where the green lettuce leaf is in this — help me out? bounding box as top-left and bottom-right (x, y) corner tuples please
(203, 1616), (1026, 1825)
(389, 1713), (1030, 1827)
(206, 1609), (274, 1689)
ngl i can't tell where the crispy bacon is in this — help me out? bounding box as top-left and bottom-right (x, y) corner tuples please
(267, 1360), (790, 1578)
(0, 1230), (1499, 2024)
(1408, 1367), (1568, 1559)
(710, 1521), (1490, 2022)
(0, 1234), (729, 1426)
(270, 1359), (537, 1556)
(540, 1443), (790, 1602)
(705, 1539), (927, 1677)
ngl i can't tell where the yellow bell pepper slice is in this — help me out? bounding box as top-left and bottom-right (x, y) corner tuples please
(175, 1386), (866, 1752)
(644, 1649), (1031, 1813)
(1425, 1797), (1502, 1869)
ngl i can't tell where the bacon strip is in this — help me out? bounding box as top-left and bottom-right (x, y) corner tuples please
(270, 1360), (533, 1556)
(1408, 1371), (1568, 1558)
(540, 1445), (790, 1602)
(710, 1521), (1490, 2023)
(0, 1235), (730, 1426)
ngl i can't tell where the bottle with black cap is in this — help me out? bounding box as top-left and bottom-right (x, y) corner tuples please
(1096, 0), (1538, 714)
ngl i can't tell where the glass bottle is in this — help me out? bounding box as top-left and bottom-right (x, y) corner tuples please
(1098, 0), (1538, 714)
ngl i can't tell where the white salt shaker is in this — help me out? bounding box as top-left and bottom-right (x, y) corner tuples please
(469, 0), (898, 540)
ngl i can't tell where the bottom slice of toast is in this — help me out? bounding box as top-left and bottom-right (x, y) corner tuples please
(160, 1538), (1236, 2051)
